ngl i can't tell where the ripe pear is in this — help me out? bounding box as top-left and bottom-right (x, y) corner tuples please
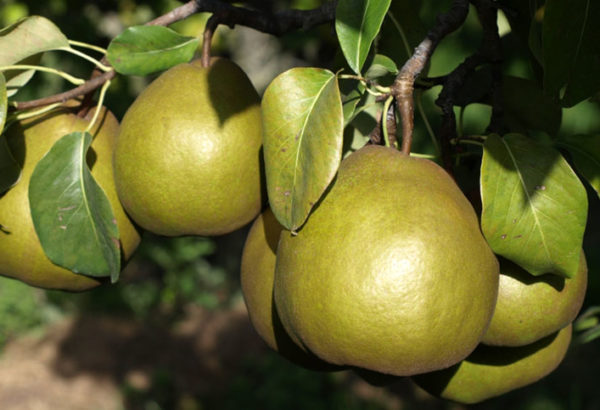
(241, 207), (339, 371)
(482, 252), (587, 347)
(113, 58), (263, 237)
(274, 145), (499, 376)
(413, 324), (572, 404)
(0, 105), (141, 291)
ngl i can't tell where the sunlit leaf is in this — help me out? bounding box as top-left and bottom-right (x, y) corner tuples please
(29, 132), (121, 282)
(481, 134), (587, 278)
(336, 0), (392, 74)
(0, 16), (69, 65)
(543, 0), (600, 106)
(107, 25), (199, 76)
(0, 16), (68, 95)
(0, 73), (21, 193)
(262, 68), (344, 231)
(556, 134), (600, 197)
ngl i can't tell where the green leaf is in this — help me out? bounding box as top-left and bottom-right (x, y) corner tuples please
(341, 80), (366, 126)
(28, 132), (121, 282)
(4, 54), (41, 98)
(364, 54), (398, 80)
(378, 0), (426, 66)
(0, 16), (68, 95)
(0, 16), (69, 65)
(335, 0), (392, 74)
(107, 25), (200, 76)
(0, 73), (21, 193)
(481, 134), (587, 278)
(543, 0), (600, 106)
(556, 134), (600, 197)
(262, 68), (344, 231)
(502, 76), (562, 135)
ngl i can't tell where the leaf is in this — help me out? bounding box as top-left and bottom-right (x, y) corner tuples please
(107, 25), (200, 76)
(4, 54), (41, 97)
(262, 68), (344, 231)
(28, 132), (121, 282)
(556, 134), (600, 197)
(502, 76), (562, 135)
(0, 73), (21, 193)
(335, 0), (392, 74)
(364, 54), (398, 80)
(543, 0), (600, 106)
(378, 0), (426, 66)
(0, 16), (69, 65)
(481, 134), (587, 278)
(0, 16), (68, 94)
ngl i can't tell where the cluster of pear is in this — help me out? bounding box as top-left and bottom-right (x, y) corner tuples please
(0, 58), (263, 291)
(241, 140), (587, 402)
(0, 57), (587, 404)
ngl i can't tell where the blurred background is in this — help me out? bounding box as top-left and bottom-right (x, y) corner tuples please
(1, 0), (599, 409)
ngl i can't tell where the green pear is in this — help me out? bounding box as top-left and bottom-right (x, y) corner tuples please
(482, 252), (587, 346)
(241, 207), (340, 371)
(0, 105), (140, 291)
(413, 324), (572, 404)
(113, 58), (263, 237)
(274, 145), (499, 376)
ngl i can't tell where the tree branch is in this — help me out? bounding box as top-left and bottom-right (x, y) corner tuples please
(390, 0), (470, 155)
(12, 0), (337, 112)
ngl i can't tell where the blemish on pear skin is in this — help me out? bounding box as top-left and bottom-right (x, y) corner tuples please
(535, 185), (546, 191)
(501, 234), (507, 239)
(284, 190), (291, 197)
(514, 235), (522, 239)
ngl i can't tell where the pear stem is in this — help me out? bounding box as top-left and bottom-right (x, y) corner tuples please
(202, 15), (220, 68)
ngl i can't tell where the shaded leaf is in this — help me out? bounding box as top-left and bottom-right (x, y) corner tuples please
(503, 76), (562, 135)
(364, 54), (398, 80)
(556, 134), (600, 197)
(378, 0), (426, 66)
(29, 132), (121, 281)
(481, 134), (587, 278)
(0, 73), (21, 193)
(4, 54), (41, 98)
(336, 0), (392, 74)
(262, 68), (343, 231)
(107, 25), (199, 76)
(543, 0), (600, 106)
(341, 80), (366, 126)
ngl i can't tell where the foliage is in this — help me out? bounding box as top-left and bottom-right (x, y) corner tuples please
(0, 0), (599, 407)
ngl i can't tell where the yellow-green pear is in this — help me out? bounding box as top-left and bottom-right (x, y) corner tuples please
(274, 145), (499, 376)
(0, 105), (141, 291)
(241, 207), (339, 371)
(113, 58), (263, 237)
(413, 324), (572, 404)
(482, 252), (587, 346)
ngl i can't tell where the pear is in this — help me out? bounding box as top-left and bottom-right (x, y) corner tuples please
(482, 252), (587, 347)
(274, 145), (499, 376)
(241, 207), (340, 371)
(113, 58), (263, 237)
(413, 324), (572, 404)
(0, 105), (140, 291)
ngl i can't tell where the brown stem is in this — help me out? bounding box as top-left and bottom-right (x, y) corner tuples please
(202, 15), (220, 68)
(390, 0), (470, 156)
(12, 0), (337, 112)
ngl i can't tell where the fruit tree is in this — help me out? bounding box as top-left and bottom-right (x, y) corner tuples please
(0, 0), (599, 406)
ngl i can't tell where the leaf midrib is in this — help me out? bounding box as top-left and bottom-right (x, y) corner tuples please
(290, 74), (335, 226)
(501, 138), (553, 262)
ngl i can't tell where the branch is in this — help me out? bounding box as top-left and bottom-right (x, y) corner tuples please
(12, 0), (337, 112)
(390, 0), (470, 155)
(435, 0), (504, 171)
